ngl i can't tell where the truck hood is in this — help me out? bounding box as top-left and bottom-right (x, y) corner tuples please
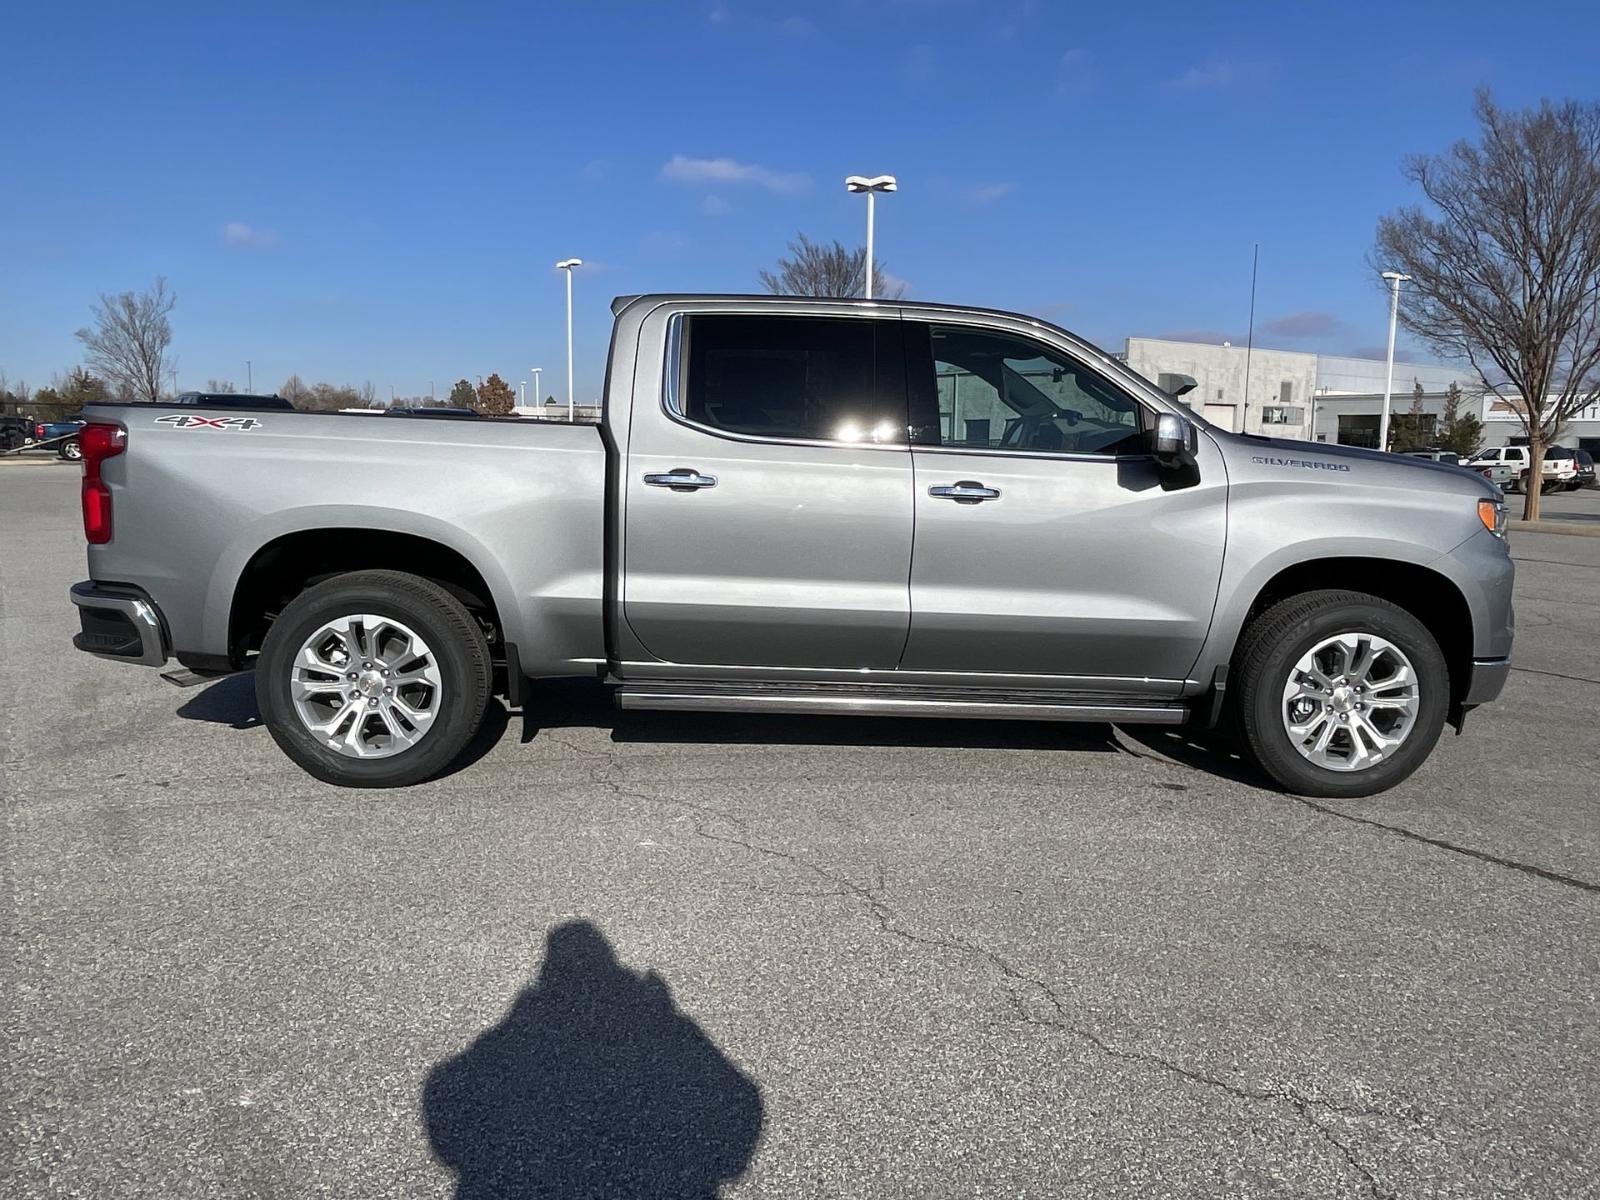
(1215, 432), (1498, 498)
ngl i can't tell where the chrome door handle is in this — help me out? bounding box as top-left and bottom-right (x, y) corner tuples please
(929, 481), (1000, 503)
(644, 469), (717, 491)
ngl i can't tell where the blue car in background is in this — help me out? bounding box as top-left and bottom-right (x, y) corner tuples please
(33, 417), (87, 459)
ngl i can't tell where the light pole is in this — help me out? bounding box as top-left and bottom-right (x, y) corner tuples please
(245, 360), (253, 392)
(845, 175), (897, 299)
(531, 367), (543, 407)
(1378, 271), (1412, 452)
(556, 260), (582, 420)
(519, 381), (526, 407)
(167, 368), (178, 399)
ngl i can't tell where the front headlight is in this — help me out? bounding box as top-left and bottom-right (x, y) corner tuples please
(1478, 497), (1507, 539)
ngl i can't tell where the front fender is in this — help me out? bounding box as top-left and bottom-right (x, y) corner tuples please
(1191, 534), (1448, 688)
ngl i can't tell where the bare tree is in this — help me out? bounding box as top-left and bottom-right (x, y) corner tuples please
(759, 234), (907, 299)
(1376, 91), (1600, 519)
(74, 277), (176, 404)
(279, 374), (312, 408)
(204, 379), (238, 393)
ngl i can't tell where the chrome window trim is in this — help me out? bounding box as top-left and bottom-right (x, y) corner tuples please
(660, 310), (910, 453)
(911, 444), (1156, 464)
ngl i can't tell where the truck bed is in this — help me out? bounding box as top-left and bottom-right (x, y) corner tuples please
(81, 404), (608, 676)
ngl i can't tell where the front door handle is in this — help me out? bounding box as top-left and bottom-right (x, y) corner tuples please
(644, 469), (718, 491)
(929, 481), (1000, 503)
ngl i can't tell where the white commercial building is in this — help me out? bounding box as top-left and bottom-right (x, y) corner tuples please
(1123, 338), (1320, 438)
(1119, 337), (1556, 448)
(1482, 396), (1600, 457)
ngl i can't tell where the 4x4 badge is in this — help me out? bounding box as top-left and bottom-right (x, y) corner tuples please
(155, 414), (262, 431)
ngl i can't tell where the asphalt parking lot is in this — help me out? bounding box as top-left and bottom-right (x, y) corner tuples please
(4, 460), (1597, 1199)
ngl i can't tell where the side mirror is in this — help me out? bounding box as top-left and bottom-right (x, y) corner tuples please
(1151, 412), (1194, 467)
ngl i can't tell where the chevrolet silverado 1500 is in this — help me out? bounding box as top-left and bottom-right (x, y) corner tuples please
(68, 294), (1514, 796)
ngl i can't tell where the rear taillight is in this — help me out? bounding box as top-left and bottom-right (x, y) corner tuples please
(80, 423), (126, 544)
(34, 423), (46, 438)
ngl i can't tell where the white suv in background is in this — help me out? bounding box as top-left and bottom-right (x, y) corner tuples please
(1466, 445), (1579, 493)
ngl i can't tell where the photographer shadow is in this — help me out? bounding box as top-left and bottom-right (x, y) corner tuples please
(423, 921), (764, 1199)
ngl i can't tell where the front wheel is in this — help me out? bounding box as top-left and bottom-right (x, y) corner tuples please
(256, 570), (492, 787)
(1234, 590), (1448, 798)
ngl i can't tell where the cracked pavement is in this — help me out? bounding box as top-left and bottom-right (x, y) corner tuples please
(4, 464), (1598, 1198)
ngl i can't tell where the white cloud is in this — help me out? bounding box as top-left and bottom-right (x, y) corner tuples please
(707, 1), (730, 23)
(879, 270), (912, 297)
(641, 230), (692, 254)
(780, 15), (813, 36)
(659, 154), (811, 194)
(1166, 59), (1235, 90)
(1057, 47), (1096, 95)
(701, 194), (733, 217)
(901, 43), (938, 83)
(967, 182), (1015, 205)
(222, 221), (278, 248)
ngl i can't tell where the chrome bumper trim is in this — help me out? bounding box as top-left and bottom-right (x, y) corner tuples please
(69, 581), (168, 667)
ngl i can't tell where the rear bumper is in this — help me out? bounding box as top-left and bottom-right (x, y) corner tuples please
(69, 581), (168, 667)
(1464, 656), (1511, 706)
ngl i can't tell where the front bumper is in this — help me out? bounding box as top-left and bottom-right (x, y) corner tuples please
(70, 581), (168, 667)
(1464, 656), (1511, 705)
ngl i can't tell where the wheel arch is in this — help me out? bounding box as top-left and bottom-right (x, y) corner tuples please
(223, 524), (511, 668)
(1210, 556), (1475, 711)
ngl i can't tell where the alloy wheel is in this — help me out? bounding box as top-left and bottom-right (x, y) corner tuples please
(1280, 632), (1420, 772)
(289, 613), (443, 758)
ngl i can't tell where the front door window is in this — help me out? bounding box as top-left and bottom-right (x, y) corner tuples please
(906, 323), (1144, 456)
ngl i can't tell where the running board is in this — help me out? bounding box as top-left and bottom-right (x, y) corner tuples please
(615, 681), (1187, 725)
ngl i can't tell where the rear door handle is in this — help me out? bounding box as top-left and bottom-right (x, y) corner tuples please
(644, 469), (718, 491)
(929, 481), (1000, 503)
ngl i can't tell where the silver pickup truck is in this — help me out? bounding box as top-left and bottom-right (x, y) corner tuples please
(68, 294), (1513, 797)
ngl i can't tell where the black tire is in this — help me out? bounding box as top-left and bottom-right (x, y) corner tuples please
(256, 570), (492, 787)
(1234, 589), (1448, 799)
(59, 438), (82, 461)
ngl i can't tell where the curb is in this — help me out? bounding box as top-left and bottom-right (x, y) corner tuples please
(1508, 519), (1600, 538)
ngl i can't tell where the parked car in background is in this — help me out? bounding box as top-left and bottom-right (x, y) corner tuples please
(1397, 447), (1462, 466)
(172, 391), (295, 411)
(384, 406), (480, 418)
(0, 414), (33, 450)
(1466, 444), (1579, 493)
(33, 417), (86, 459)
(1571, 449), (1595, 490)
(1471, 459), (1518, 490)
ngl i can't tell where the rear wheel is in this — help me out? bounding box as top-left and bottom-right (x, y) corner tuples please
(256, 570), (492, 787)
(59, 438), (82, 461)
(1234, 590), (1448, 798)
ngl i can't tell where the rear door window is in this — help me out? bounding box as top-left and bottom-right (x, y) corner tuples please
(678, 314), (906, 444)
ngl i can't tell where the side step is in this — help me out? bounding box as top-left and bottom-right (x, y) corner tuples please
(615, 680), (1187, 725)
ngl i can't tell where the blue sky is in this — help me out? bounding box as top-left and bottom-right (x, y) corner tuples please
(5, 0), (1598, 402)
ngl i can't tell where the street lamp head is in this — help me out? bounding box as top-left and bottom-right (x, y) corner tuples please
(1381, 271), (1412, 283)
(556, 258), (583, 270)
(845, 174), (897, 193)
